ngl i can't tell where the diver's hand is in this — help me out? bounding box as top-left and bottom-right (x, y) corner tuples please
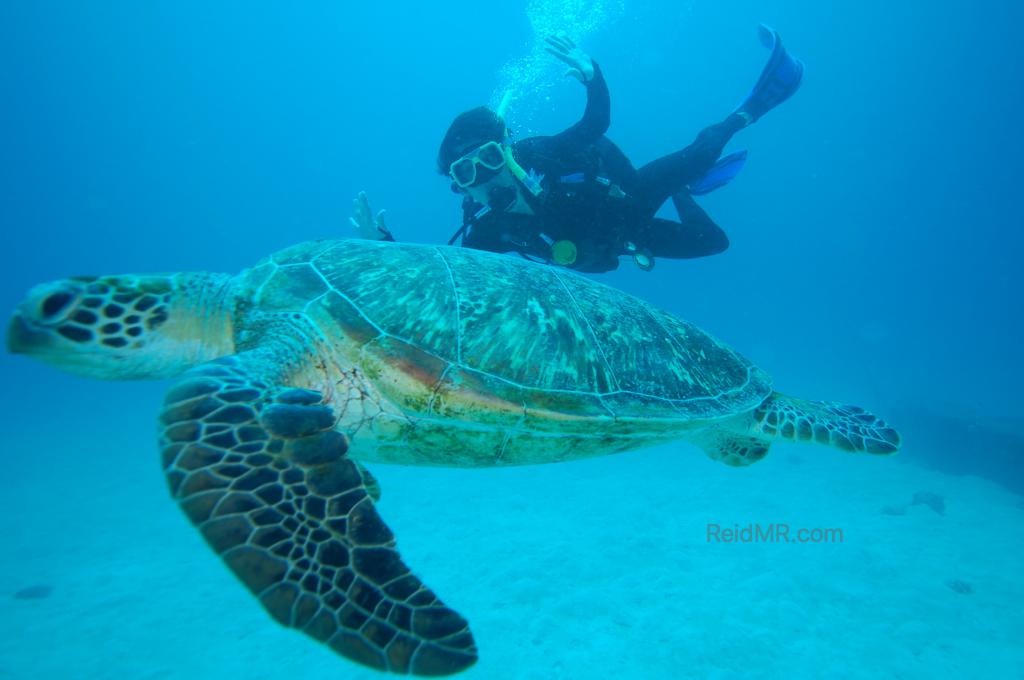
(545, 32), (595, 83)
(349, 191), (392, 241)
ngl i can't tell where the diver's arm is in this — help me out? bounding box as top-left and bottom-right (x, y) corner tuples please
(462, 217), (510, 254)
(462, 211), (545, 258)
(544, 32), (609, 144)
(553, 61), (610, 145)
(349, 191), (395, 241)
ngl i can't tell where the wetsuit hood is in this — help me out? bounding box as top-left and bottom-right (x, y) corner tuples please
(437, 107), (506, 175)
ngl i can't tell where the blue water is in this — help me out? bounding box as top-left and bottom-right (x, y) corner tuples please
(1, 2), (1021, 678)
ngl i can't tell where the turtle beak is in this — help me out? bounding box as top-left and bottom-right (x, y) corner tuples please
(7, 313), (44, 355)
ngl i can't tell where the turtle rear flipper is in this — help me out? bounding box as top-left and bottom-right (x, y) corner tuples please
(692, 430), (770, 467)
(694, 392), (900, 465)
(159, 346), (477, 676)
(755, 392), (900, 454)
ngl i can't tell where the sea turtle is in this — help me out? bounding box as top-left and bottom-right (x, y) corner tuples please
(7, 239), (899, 675)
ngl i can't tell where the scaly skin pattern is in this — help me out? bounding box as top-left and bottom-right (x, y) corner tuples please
(159, 348), (477, 675)
(229, 239), (772, 467)
(9, 237), (899, 676)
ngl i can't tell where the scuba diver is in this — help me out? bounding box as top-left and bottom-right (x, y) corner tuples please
(352, 26), (803, 273)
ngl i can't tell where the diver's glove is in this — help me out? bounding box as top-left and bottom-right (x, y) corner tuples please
(545, 32), (595, 83)
(349, 191), (394, 241)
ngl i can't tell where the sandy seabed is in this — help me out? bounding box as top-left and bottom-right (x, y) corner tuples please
(1, 419), (1021, 680)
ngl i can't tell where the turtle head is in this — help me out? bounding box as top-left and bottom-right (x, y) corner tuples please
(8, 272), (235, 380)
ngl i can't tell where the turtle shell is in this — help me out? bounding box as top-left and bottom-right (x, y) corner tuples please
(238, 239), (770, 423)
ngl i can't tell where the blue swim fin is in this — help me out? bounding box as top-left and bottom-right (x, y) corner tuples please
(736, 25), (804, 124)
(688, 149), (748, 195)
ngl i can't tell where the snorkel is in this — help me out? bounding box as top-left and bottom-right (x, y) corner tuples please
(494, 90), (513, 125)
(502, 147), (544, 197)
(495, 91), (544, 197)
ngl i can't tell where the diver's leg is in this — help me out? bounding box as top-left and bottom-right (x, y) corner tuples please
(671, 193), (729, 255)
(735, 25), (804, 124)
(633, 114), (746, 214)
(638, 212), (729, 259)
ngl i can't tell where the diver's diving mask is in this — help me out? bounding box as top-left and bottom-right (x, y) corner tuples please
(449, 141), (507, 188)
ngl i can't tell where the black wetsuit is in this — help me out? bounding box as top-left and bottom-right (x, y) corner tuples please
(459, 63), (746, 272)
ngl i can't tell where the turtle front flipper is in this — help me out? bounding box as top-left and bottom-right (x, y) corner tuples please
(159, 348), (477, 676)
(355, 461), (382, 502)
(754, 392), (901, 454)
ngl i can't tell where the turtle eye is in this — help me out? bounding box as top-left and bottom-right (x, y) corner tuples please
(40, 291), (75, 321)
